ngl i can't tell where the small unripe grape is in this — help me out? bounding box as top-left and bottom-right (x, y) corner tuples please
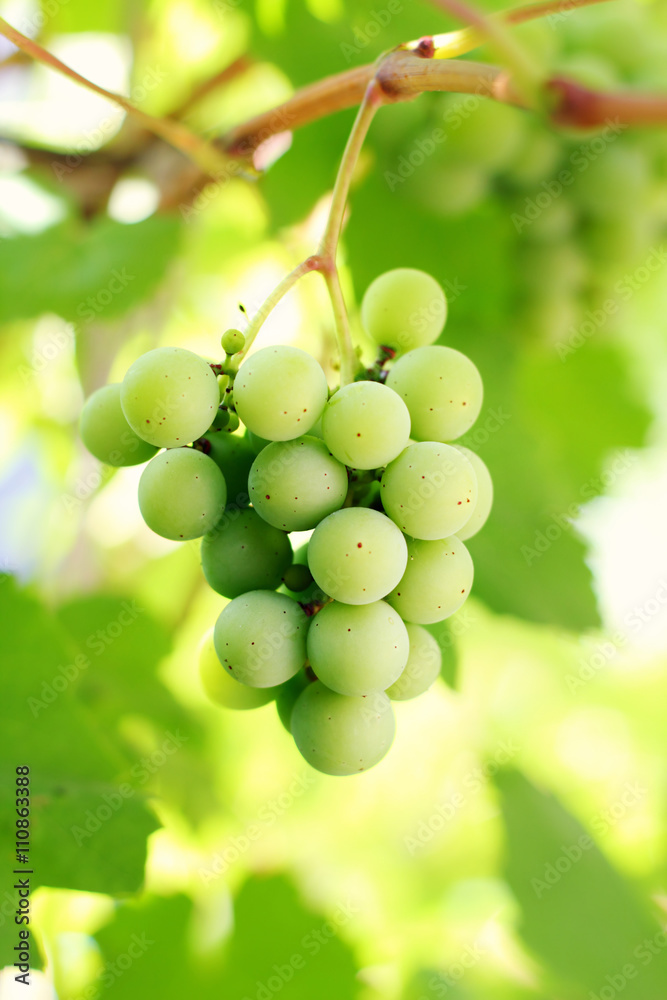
(282, 563), (314, 593)
(211, 407), (230, 430)
(361, 268), (447, 353)
(80, 383), (157, 466)
(222, 328), (246, 355)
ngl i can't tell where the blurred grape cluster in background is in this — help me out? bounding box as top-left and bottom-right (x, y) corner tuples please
(1, 0), (667, 996)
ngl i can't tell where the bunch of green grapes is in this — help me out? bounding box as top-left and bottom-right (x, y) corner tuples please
(79, 268), (492, 776)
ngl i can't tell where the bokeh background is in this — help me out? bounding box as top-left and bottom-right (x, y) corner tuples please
(1, 0), (667, 996)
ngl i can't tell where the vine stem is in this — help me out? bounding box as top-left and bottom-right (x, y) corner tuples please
(318, 81), (385, 265)
(232, 257), (321, 367)
(0, 15), (230, 176)
(317, 81), (385, 384)
(233, 81), (384, 382)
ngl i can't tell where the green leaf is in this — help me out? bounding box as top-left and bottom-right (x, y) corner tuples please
(0, 580), (159, 918)
(83, 877), (359, 1000)
(216, 875), (359, 999)
(0, 216), (180, 325)
(346, 171), (650, 630)
(497, 770), (667, 999)
(55, 595), (178, 735)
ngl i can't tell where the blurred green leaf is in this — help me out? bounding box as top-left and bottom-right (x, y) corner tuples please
(85, 876), (360, 999)
(347, 173), (649, 630)
(497, 770), (667, 999)
(56, 595), (177, 734)
(0, 216), (180, 326)
(217, 875), (360, 999)
(40, 0), (148, 34)
(0, 580), (158, 918)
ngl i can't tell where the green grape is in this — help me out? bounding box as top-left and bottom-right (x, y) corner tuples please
(444, 97), (526, 171)
(248, 436), (348, 531)
(452, 445), (493, 541)
(387, 535), (473, 625)
(385, 623), (442, 701)
(307, 600), (409, 696)
(120, 347), (219, 448)
(275, 669), (312, 732)
(419, 163), (489, 218)
(211, 407), (230, 430)
(203, 430), (254, 506)
(361, 268), (447, 353)
(573, 145), (649, 220)
(199, 629), (278, 710)
(380, 442), (477, 540)
(201, 507), (292, 599)
(79, 383), (158, 466)
(308, 507), (408, 605)
(222, 328), (245, 354)
(213, 590), (308, 687)
(233, 345), (328, 441)
(321, 381), (411, 471)
(291, 681), (395, 776)
(509, 130), (561, 189)
(282, 563), (314, 593)
(280, 543), (326, 604)
(387, 346), (483, 443)
(246, 429), (271, 455)
(138, 448), (226, 540)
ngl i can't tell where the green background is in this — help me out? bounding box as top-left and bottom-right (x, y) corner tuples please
(1, 0), (667, 996)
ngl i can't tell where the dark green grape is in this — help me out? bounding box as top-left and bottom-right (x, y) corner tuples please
(202, 430), (254, 507)
(200, 507), (292, 599)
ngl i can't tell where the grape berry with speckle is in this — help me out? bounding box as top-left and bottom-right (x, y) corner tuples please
(79, 270), (492, 775)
